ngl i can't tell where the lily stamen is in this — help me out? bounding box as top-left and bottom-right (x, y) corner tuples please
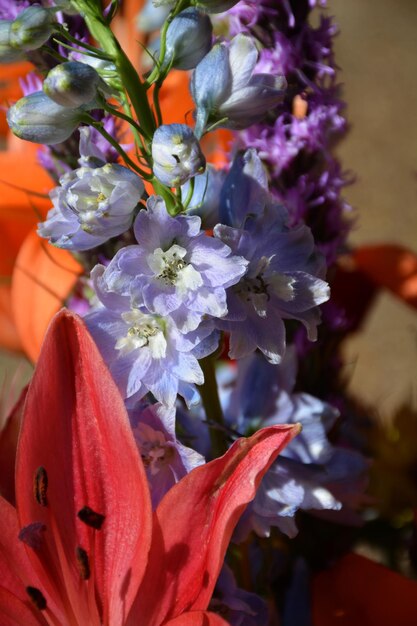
(33, 466), (48, 507)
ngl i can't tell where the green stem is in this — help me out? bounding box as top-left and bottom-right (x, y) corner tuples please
(150, 177), (178, 213)
(145, 0), (190, 87)
(198, 356), (227, 457)
(90, 120), (151, 178)
(102, 101), (151, 141)
(183, 176), (195, 210)
(73, 1), (156, 138)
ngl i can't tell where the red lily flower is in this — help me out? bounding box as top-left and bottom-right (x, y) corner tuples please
(0, 310), (299, 625)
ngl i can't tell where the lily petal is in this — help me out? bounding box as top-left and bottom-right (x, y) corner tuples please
(15, 310), (152, 624)
(0, 587), (45, 626)
(130, 423), (300, 625)
(0, 385), (27, 504)
(165, 611), (231, 625)
(0, 497), (38, 605)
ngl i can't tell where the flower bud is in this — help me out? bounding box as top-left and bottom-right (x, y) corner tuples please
(164, 8), (212, 71)
(7, 91), (83, 145)
(137, 0), (169, 32)
(10, 6), (54, 52)
(181, 165), (225, 228)
(53, 0), (80, 15)
(0, 21), (26, 63)
(191, 34), (286, 136)
(194, 0), (240, 12)
(151, 124), (206, 187)
(43, 61), (105, 108)
(152, 0), (239, 11)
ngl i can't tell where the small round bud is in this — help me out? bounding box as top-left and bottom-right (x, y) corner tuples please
(7, 91), (84, 145)
(10, 6), (54, 52)
(164, 8), (212, 71)
(152, 124), (206, 187)
(0, 21), (26, 63)
(153, 0), (240, 12)
(43, 61), (104, 108)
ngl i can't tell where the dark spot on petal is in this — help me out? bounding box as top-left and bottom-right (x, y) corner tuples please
(33, 467), (48, 507)
(75, 546), (90, 580)
(26, 586), (47, 611)
(19, 522), (46, 550)
(77, 506), (105, 530)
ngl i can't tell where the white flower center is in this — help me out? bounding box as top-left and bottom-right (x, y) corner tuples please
(236, 256), (295, 317)
(115, 310), (167, 358)
(147, 244), (203, 296)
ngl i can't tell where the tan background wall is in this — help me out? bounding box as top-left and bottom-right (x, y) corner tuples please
(331, 0), (417, 418)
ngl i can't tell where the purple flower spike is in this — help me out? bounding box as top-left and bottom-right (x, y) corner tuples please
(103, 196), (248, 333)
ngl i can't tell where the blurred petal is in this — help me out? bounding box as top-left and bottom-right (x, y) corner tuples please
(11, 230), (82, 362)
(0, 386), (27, 504)
(354, 244), (417, 309)
(313, 553), (417, 626)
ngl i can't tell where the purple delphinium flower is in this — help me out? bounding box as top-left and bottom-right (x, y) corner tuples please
(219, 148), (269, 229)
(215, 208), (329, 363)
(127, 400), (205, 508)
(210, 564), (269, 626)
(225, 351), (367, 539)
(38, 158), (144, 251)
(98, 195), (248, 333)
(182, 164), (226, 229)
(85, 264), (219, 406)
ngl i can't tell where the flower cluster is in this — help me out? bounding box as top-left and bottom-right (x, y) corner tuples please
(0, 1), (370, 624)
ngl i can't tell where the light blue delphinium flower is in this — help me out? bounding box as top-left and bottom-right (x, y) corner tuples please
(127, 400), (205, 508)
(151, 123), (206, 186)
(43, 61), (109, 108)
(38, 130), (144, 250)
(191, 34), (286, 137)
(215, 208), (330, 364)
(163, 8), (213, 71)
(226, 350), (368, 539)
(219, 148), (269, 229)
(85, 276), (219, 406)
(7, 91), (85, 144)
(90, 195), (248, 333)
(210, 564), (269, 626)
(182, 164), (226, 229)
